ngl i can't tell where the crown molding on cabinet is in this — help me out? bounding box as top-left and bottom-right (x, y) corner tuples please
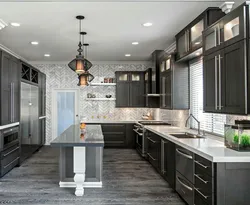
(0, 43), (28, 62)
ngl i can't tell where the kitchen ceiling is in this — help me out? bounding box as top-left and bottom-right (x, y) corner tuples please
(0, 0), (245, 62)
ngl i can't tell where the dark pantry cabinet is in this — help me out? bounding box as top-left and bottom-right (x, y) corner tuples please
(0, 50), (20, 125)
(116, 71), (145, 107)
(39, 72), (46, 117)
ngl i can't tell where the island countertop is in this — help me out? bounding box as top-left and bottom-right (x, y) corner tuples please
(50, 125), (104, 147)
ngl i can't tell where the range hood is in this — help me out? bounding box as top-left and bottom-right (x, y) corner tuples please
(146, 50), (164, 97)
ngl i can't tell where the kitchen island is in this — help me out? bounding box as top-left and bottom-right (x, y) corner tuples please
(51, 124), (104, 196)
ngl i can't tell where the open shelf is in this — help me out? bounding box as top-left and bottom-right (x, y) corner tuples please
(89, 83), (116, 86)
(85, 98), (116, 101)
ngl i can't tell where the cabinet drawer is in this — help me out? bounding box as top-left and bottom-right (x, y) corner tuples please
(103, 134), (125, 147)
(176, 171), (194, 205)
(194, 190), (208, 205)
(1, 156), (19, 176)
(194, 165), (213, 195)
(101, 124), (125, 133)
(194, 155), (213, 177)
(1, 143), (19, 159)
(1, 147), (20, 167)
(194, 188), (212, 205)
(176, 146), (194, 183)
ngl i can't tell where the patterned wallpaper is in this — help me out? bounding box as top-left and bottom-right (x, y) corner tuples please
(34, 62), (158, 144)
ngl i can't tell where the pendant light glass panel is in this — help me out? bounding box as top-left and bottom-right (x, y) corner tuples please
(78, 72), (94, 87)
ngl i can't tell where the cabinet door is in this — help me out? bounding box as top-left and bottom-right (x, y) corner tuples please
(130, 72), (144, 107)
(160, 71), (172, 109)
(222, 5), (246, 48)
(221, 40), (246, 114)
(176, 31), (188, 59)
(116, 82), (130, 107)
(203, 51), (220, 113)
(0, 52), (11, 125)
(190, 19), (204, 51)
(203, 23), (221, 55)
(10, 57), (20, 123)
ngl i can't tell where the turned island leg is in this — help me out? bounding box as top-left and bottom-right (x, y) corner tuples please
(73, 147), (86, 196)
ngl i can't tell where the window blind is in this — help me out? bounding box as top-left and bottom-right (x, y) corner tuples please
(189, 58), (226, 136)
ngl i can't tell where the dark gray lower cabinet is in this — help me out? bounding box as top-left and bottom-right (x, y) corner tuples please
(161, 139), (176, 189)
(147, 131), (161, 171)
(86, 123), (135, 148)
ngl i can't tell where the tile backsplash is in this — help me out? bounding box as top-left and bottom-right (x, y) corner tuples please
(34, 62), (154, 144)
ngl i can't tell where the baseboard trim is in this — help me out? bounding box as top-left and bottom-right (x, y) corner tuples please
(59, 181), (102, 188)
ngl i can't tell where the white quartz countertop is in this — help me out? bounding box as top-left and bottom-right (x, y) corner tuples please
(145, 125), (250, 163)
(83, 120), (138, 123)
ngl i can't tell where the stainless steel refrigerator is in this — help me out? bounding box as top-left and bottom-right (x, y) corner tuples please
(20, 82), (41, 163)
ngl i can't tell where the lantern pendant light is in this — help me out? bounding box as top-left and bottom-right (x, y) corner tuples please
(78, 43), (94, 87)
(68, 15), (92, 74)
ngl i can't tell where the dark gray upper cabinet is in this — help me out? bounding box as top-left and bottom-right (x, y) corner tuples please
(203, 2), (250, 115)
(0, 51), (20, 125)
(204, 40), (246, 115)
(160, 54), (189, 110)
(39, 72), (46, 117)
(116, 71), (145, 107)
(176, 7), (224, 62)
(203, 4), (246, 56)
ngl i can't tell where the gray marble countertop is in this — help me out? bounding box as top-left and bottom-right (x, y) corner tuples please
(50, 125), (104, 147)
(145, 126), (250, 163)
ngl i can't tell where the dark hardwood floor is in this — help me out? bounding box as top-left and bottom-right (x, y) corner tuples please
(0, 146), (185, 205)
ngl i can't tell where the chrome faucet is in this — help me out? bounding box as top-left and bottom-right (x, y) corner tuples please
(185, 114), (201, 135)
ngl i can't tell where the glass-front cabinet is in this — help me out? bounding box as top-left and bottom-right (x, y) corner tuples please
(190, 19), (204, 50)
(203, 3), (246, 55)
(176, 31), (189, 59)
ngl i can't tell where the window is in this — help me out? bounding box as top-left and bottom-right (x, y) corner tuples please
(190, 58), (226, 136)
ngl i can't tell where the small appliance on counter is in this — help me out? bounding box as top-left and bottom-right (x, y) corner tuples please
(225, 120), (250, 152)
(142, 111), (154, 120)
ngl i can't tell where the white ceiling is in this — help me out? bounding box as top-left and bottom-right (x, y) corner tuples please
(0, 0), (245, 62)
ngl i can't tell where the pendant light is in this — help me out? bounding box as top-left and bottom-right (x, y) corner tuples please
(77, 43), (94, 87)
(68, 16), (92, 74)
(78, 72), (94, 87)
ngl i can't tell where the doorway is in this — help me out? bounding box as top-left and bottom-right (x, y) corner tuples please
(52, 89), (79, 140)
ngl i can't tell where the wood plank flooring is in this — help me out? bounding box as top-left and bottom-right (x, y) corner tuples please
(0, 146), (185, 205)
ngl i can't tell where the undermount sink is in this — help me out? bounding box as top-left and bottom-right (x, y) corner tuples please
(169, 132), (204, 139)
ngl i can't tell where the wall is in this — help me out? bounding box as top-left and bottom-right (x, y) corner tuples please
(34, 62), (156, 144)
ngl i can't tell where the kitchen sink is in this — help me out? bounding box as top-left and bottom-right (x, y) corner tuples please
(169, 132), (204, 139)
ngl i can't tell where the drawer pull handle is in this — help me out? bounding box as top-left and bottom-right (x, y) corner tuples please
(3, 146), (20, 157)
(195, 188), (209, 200)
(147, 153), (156, 161)
(4, 157), (19, 169)
(176, 176), (193, 191)
(194, 174), (208, 184)
(176, 148), (192, 159)
(195, 160), (209, 169)
(147, 137), (156, 143)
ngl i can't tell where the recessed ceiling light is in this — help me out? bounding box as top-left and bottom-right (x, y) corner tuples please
(132, 42), (139, 45)
(44, 54), (50, 57)
(142, 22), (153, 27)
(195, 42), (201, 45)
(196, 52), (201, 56)
(31, 41), (39, 45)
(11, 22), (20, 27)
(125, 54), (131, 57)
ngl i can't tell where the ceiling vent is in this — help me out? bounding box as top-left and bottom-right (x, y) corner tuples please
(0, 19), (8, 30)
(220, 2), (235, 14)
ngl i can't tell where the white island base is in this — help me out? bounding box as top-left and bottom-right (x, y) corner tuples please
(58, 146), (103, 196)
